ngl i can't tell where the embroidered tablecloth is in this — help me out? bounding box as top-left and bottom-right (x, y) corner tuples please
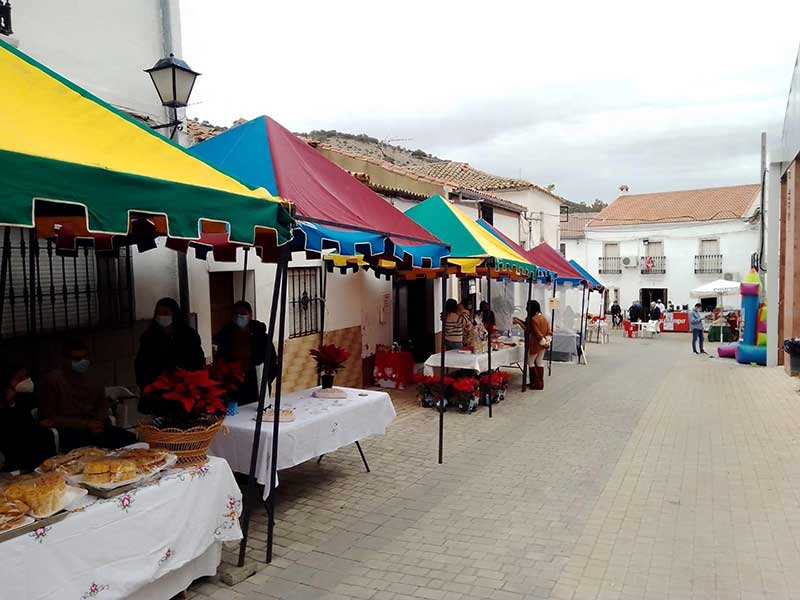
(0, 456), (242, 600)
(210, 387), (396, 498)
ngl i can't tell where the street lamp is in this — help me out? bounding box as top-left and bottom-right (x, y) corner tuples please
(145, 53), (200, 140)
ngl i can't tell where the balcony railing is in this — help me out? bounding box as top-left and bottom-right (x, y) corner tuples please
(640, 255), (666, 274)
(695, 254), (722, 274)
(0, 1), (11, 36)
(598, 256), (621, 274)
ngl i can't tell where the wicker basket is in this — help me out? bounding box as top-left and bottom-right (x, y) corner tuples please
(138, 418), (224, 467)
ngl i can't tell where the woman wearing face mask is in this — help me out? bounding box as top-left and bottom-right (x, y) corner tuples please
(135, 297), (205, 414)
(214, 301), (277, 406)
(0, 359), (56, 471)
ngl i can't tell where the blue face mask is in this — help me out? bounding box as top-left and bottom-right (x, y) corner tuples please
(234, 315), (250, 329)
(71, 358), (90, 374)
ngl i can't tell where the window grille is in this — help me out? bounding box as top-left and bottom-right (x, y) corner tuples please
(287, 267), (321, 338)
(0, 227), (134, 338)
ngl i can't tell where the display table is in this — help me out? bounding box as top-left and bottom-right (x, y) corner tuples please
(210, 387), (396, 498)
(0, 456), (242, 600)
(423, 344), (525, 376)
(373, 350), (415, 389)
(550, 331), (579, 363)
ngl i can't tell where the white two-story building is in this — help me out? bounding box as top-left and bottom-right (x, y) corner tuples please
(583, 184), (762, 312)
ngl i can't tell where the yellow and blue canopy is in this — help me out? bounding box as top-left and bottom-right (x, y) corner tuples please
(405, 195), (539, 278)
(0, 39), (294, 254)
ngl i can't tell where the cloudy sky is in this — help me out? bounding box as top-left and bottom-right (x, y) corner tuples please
(181, 0), (800, 204)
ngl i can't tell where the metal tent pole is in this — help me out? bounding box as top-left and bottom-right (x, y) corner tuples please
(266, 253), (290, 563)
(548, 278), (556, 376)
(240, 248), (249, 301)
(238, 253), (285, 567)
(486, 263), (493, 418)
(438, 269), (447, 464)
(579, 284), (587, 364)
(522, 275), (533, 391)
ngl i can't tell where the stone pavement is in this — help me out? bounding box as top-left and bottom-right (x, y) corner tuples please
(190, 334), (800, 600)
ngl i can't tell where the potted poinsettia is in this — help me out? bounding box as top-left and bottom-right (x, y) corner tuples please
(450, 377), (479, 413)
(310, 344), (352, 389)
(479, 371), (511, 405)
(415, 374), (454, 408)
(139, 361), (243, 466)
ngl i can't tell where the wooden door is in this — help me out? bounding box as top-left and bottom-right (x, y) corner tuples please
(209, 272), (234, 341)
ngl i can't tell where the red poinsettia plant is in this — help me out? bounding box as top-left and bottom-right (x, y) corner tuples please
(451, 377), (479, 397)
(414, 374), (454, 399)
(479, 371), (511, 390)
(144, 360), (244, 429)
(310, 344), (351, 375)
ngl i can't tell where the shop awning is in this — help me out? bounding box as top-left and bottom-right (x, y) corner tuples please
(405, 195), (538, 277)
(189, 116), (448, 268)
(568, 260), (605, 291)
(0, 40), (294, 256)
(474, 219), (564, 282)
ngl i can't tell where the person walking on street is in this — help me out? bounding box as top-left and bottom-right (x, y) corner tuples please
(690, 302), (707, 354)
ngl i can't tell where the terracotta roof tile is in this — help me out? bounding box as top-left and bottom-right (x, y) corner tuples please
(560, 212), (599, 239)
(591, 184), (761, 228)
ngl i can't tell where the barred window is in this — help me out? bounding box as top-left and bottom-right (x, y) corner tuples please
(0, 227), (134, 339)
(287, 267), (321, 338)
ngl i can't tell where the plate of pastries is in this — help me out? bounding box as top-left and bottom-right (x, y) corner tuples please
(0, 472), (87, 519)
(0, 498), (34, 533)
(76, 448), (176, 490)
(39, 447), (108, 480)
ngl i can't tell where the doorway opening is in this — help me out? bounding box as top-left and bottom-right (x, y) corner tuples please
(639, 287), (668, 311)
(393, 278), (434, 362)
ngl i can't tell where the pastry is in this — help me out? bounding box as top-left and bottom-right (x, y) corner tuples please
(40, 447), (107, 475)
(83, 458), (138, 485)
(108, 459), (137, 483)
(3, 472), (66, 516)
(116, 449), (169, 474)
(0, 498), (29, 531)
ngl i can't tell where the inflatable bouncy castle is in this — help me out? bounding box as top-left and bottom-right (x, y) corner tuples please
(736, 268), (767, 365)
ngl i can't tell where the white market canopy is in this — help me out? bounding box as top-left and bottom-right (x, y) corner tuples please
(690, 279), (741, 298)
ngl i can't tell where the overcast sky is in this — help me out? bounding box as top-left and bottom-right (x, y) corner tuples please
(181, 1), (800, 204)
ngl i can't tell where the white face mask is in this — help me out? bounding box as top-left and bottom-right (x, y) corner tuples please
(156, 315), (173, 329)
(234, 315), (250, 329)
(14, 377), (34, 394)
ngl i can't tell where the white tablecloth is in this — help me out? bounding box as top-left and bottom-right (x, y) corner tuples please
(423, 344), (525, 376)
(210, 387), (396, 498)
(0, 456), (242, 600)
(551, 331), (580, 362)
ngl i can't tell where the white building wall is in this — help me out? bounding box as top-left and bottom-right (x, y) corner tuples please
(584, 220), (759, 311)
(496, 189), (561, 249)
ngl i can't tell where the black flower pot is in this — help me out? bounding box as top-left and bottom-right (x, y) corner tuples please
(321, 373), (335, 389)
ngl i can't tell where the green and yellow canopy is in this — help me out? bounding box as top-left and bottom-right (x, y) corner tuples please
(405, 195), (537, 278)
(0, 39), (293, 252)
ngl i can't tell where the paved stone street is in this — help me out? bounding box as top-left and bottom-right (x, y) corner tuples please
(191, 333), (800, 600)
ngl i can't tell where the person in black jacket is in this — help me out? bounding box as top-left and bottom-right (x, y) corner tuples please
(0, 359), (56, 471)
(135, 297), (205, 414)
(214, 301), (277, 406)
(649, 301), (662, 322)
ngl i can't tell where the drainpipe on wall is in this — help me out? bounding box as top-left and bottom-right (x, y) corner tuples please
(766, 160), (781, 367)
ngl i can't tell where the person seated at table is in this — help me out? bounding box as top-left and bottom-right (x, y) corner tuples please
(135, 297), (205, 414)
(214, 301), (277, 406)
(0, 358), (56, 471)
(40, 338), (136, 452)
(478, 301), (496, 331)
(444, 298), (470, 350)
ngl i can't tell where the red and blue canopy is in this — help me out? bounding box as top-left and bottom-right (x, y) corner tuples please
(190, 116), (448, 269)
(473, 219), (559, 283)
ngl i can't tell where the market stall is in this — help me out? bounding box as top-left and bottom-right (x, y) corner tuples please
(210, 387), (395, 496)
(0, 38), (295, 589)
(406, 195), (543, 415)
(423, 343), (525, 376)
(0, 457), (241, 600)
